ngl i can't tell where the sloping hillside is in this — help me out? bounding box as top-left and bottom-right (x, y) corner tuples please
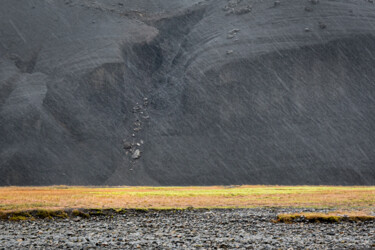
(1, 0), (375, 185)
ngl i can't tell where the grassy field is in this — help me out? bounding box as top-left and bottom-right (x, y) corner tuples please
(0, 185), (374, 212)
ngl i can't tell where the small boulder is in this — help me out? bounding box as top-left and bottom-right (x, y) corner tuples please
(132, 149), (141, 159)
(228, 29), (240, 35)
(123, 142), (132, 150)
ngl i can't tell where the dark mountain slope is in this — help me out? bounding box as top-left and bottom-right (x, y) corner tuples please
(1, 0), (375, 185)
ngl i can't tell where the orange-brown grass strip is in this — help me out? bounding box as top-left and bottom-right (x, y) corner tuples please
(0, 185), (374, 212)
(276, 211), (375, 223)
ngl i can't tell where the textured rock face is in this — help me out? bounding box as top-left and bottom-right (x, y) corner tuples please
(1, 0), (375, 185)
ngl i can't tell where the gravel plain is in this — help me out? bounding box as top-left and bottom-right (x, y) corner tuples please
(0, 209), (374, 249)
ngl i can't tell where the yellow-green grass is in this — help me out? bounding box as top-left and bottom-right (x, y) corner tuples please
(0, 185), (374, 212)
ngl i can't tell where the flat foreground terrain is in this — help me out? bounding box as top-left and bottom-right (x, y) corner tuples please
(1, 186), (374, 249)
(1, 186), (374, 212)
(1, 209), (374, 249)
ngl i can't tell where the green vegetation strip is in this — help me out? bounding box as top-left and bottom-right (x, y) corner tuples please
(0, 208), (200, 221)
(2, 208), (375, 224)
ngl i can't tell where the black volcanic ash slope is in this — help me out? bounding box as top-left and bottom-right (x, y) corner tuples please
(1, 0), (375, 185)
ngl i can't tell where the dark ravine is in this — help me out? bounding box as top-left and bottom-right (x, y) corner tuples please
(1, 0), (375, 185)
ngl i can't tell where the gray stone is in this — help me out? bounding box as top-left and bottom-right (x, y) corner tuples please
(132, 150), (141, 160)
(123, 142), (132, 150)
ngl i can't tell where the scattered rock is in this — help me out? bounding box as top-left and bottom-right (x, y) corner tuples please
(229, 28), (240, 34)
(123, 142), (132, 150)
(223, 0), (252, 16)
(132, 149), (141, 159)
(134, 121), (141, 126)
(319, 22), (327, 29)
(143, 98), (149, 106)
(132, 106), (141, 113)
(234, 5), (252, 15)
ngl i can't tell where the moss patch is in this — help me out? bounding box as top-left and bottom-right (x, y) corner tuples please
(276, 212), (375, 223)
(72, 209), (90, 218)
(51, 210), (69, 219)
(34, 210), (68, 219)
(88, 209), (104, 216)
(9, 215), (28, 221)
(7, 212), (33, 221)
(35, 210), (53, 219)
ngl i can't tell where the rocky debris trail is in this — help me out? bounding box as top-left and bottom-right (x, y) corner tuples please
(123, 97), (150, 170)
(1, 209), (374, 249)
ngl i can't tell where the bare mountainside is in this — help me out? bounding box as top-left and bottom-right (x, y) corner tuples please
(1, 0), (375, 185)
